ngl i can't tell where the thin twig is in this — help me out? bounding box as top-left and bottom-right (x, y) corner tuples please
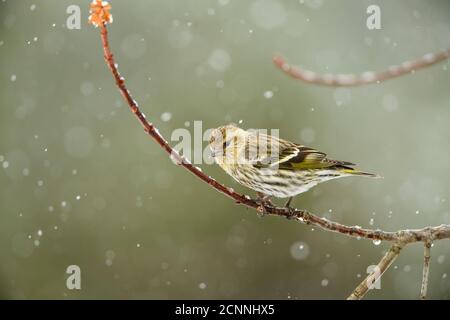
(347, 242), (404, 300)
(420, 241), (432, 300)
(90, 2), (450, 299)
(273, 49), (450, 87)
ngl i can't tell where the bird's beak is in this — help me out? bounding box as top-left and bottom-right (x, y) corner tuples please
(211, 151), (216, 158)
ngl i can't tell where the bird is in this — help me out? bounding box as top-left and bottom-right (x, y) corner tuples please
(209, 124), (380, 209)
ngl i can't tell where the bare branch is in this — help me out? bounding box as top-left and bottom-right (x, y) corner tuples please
(347, 242), (404, 300)
(420, 241), (432, 300)
(90, 3), (450, 299)
(273, 49), (450, 87)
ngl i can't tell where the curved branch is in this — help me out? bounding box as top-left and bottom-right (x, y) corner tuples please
(273, 49), (450, 87)
(90, 3), (450, 299)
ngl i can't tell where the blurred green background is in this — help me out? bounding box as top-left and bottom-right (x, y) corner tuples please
(1, 0), (450, 300)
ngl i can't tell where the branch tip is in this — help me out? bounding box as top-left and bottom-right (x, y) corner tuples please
(89, 0), (113, 27)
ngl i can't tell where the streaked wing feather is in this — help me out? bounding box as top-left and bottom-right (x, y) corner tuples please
(283, 145), (355, 170)
(251, 134), (355, 170)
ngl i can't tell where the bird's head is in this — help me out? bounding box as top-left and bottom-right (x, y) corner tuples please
(209, 124), (247, 167)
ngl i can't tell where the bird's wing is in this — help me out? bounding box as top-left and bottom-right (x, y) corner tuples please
(250, 134), (354, 170)
(278, 145), (355, 170)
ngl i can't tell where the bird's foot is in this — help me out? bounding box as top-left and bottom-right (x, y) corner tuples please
(256, 192), (273, 217)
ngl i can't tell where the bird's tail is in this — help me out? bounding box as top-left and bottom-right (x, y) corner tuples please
(338, 167), (382, 178)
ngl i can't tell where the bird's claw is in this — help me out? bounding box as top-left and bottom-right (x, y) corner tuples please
(256, 204), (267, 217)
(256, 200), (273, 217)
(255, 193), (273, 217)
(285, 208), (297, 220)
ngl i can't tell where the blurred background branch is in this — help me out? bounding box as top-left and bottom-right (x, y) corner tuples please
(273, 49), (450, 86)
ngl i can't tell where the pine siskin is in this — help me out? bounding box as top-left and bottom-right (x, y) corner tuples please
(209, 124), (380, 207)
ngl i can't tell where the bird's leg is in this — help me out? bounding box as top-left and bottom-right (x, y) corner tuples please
(257, 192), (273, 206)
(284, 197), (293, 208)
(284, 197), (296, 219)
(256, 192), (273, 216)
